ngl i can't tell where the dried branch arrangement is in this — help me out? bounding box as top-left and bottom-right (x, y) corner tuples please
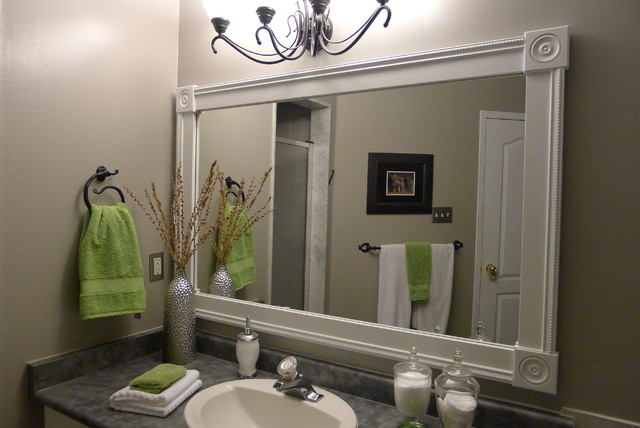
(125, 162), (221, 269)
(212, 167), (273, 264)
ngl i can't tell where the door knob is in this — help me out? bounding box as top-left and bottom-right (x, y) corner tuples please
(486, 264), (498, 280)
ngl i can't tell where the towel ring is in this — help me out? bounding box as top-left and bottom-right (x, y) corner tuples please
(83, 166), (124, 210)
(225, 176), (246, 203)
(92, 185), (125, 204)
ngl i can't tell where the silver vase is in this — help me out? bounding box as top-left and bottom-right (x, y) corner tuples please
(163, 269), (196, 364)
(209, 262), (235, 297)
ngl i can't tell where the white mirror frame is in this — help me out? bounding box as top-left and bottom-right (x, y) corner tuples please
(176, 26), (569, 394)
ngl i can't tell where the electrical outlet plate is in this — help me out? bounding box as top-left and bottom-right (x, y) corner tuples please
(149, 252), (164, 281)
(432, 207), (453, 223)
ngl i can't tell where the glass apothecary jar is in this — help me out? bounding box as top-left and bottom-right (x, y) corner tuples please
(434, 349), (479, 428)
(393, 347), (432, 428)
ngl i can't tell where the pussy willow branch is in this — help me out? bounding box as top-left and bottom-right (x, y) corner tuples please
(125, 161), (220, 269)
(212, 167), (273, 263)
(181, 162), (219, 267)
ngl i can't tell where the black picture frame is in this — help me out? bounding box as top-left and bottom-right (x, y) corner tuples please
(366, 152), (434, 214)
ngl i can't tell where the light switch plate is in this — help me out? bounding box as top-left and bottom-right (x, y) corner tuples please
(432, 207), (453, 223)
(149, 252), (164, 281)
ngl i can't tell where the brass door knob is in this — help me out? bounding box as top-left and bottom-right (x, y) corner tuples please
(486, 264), (498, 280)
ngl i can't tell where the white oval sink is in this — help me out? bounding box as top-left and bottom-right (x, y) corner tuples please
(184, 378), (358, 428)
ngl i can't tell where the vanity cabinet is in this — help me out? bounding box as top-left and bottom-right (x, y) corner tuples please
(45, 408), (89, 428)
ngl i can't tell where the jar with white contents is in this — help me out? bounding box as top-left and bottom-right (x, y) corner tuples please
(434, 348), (480, 428)
(393, 347), (432, 428)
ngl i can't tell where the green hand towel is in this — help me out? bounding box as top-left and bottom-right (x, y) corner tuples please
(404, 242), (432, 301)
(219, 204), (256, 291)
(78, 203), (146, 319)
(129, 364), (187, 394)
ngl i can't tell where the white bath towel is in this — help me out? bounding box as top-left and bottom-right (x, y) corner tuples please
(109, 369), (201, 417)
(110, 379), (202, 417)
(411, 244), (455, 333)
(377, 244), (412, 328)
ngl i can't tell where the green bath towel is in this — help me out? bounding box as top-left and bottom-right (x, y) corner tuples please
(78, 203), (146, 319)
(404, 242), (432, 301)
(129, 364), (187, 394)
(219, 204), (256, 290)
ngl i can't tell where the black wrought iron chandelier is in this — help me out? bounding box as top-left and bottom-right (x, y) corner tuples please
(209, 0), (392, 65)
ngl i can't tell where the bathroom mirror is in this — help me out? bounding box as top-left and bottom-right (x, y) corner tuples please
(177, 26), (569, 393)
(195, 75), (527, 344)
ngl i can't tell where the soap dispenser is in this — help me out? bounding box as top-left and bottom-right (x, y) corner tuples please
(434, 348), (480, 428)
(236, 316), (259, 378)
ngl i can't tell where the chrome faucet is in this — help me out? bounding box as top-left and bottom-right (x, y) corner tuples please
(273, 356), (324, 403)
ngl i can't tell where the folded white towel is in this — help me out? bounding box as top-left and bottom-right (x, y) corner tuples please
(377, 244), (412, 328)
(411, 244), (454, 333)
(110, 369), (200, 407)
(110, 378), (202, 418)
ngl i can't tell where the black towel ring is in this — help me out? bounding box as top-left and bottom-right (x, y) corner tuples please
(225, 176), (246, 203)
(92, 185), (125, 203)
(83, 166), (124, 211)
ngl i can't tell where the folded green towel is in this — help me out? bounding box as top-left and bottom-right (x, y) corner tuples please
(404, 242), (432, 301)
(78, 203), (146, 319)
(129, 364), (187, 394)
(219, 204), (256, 291)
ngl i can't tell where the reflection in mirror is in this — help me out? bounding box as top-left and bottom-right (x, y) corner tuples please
(197, 103), (275, 303)
(197, 74), (526, 343)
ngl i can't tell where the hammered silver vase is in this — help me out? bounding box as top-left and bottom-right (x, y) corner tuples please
(163, 269), (196, 364)
(209, 262), (235, 298)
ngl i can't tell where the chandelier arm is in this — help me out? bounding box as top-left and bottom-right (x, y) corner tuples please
(309, 13), (320, 56)
(258, 22), (307, 53)
(255, 26), (308, 61)
(323, 22), (366, 45)
(212, 34), (284, 58)
(211, 35), (287, 65)
(319, 5), (391, 55)
(286, 10), (305, 39)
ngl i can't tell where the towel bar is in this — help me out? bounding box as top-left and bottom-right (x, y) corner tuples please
(358, 240), (463, 253)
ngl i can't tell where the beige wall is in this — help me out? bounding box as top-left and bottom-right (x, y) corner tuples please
(181, 0), (640, 423)
(0, 0), (179, 426)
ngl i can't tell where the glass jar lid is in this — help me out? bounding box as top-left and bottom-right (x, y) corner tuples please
(394, 346), (432, 379)
(442, 348), (473, 380)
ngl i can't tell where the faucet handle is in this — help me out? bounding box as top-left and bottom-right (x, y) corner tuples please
(277, 356), (298, 381)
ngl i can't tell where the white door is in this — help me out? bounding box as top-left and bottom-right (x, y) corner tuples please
(473, 111), (525, 345)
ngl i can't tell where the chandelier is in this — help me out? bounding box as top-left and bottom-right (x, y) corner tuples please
(208, 0), (392, 65)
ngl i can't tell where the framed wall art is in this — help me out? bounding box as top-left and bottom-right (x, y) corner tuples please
(366, 152), (434, 214)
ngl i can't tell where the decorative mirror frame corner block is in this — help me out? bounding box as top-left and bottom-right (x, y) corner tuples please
(177, 26), (569, 394)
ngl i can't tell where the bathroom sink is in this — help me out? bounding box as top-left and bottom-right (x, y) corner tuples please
(184, 378), (358, 428)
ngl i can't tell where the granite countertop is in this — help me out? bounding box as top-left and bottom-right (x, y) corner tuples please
(34, 351), (442, 428)
(31, 331), (574, 428)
